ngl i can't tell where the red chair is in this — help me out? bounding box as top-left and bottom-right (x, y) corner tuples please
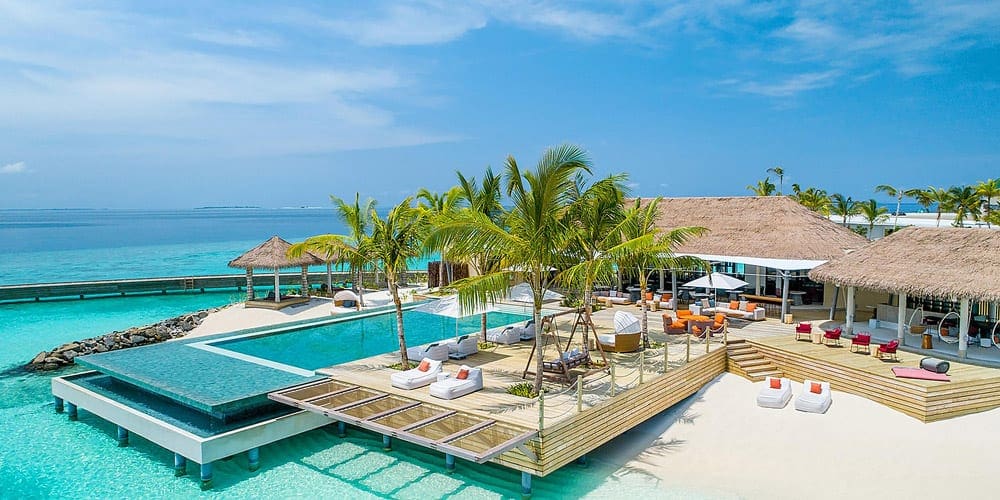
(794, 322), (812, 341)
(878, 339), (899, 360)
(850, 333), (871, 354)
(822, 327), (842, 347)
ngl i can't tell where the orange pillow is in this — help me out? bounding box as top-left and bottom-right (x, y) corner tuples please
(662, 293), (672, 300)
(456, 368), (470, 380)
(677, 310), (692, 318)
(769, 378), (781, 389)
(691, 326), (703, 335)
(746, 302), (757, 311)
(729, 300), (739, 310)
(417, 359), (431, 372)
(671, 321), (686, 329)
(715, 313), (726, 324)
(645, 292), (653, 301)
(810, 382), (822, 394)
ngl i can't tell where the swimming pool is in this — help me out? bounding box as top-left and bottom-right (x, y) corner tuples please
(214, 308), (531, 371)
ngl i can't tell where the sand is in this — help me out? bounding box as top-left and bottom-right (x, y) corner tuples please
(585, 372), (999, 499)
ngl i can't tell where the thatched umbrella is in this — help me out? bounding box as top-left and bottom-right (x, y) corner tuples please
(228, 235), (324, 302)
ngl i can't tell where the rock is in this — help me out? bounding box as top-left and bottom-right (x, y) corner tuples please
(63, 350), (79, 361)
(42, 363), (59, 370)
(181, 321), (194, 332)
(197, 311), (208, 319)
(31, 352), (47, 365)
(130, 335), (147, 344)
(43, 356), (67, 365)
(94, 344), (108, 353)
(55, 343), (80, 353)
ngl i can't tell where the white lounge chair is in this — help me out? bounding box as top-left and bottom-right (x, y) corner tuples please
(444, 334), (479, 360)
(794, 379), (832, 414)
(756, 376), (792, 409)
(485, 326), (519, 345)
(406, 342), (449, 362)
(429, 365), (483, 400)
(390, 358), (442, 390)
(512, 319), (536, 341)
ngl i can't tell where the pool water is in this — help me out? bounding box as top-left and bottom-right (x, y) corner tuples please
(217, 310), (530, 370)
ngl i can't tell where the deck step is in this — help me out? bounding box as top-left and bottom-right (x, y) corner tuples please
(729, 353), (763, 362)
(725, 341), (783, 382)
(738, 358), (772, 368)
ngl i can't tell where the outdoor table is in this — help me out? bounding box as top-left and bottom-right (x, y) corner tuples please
(810, 331), (823, 344)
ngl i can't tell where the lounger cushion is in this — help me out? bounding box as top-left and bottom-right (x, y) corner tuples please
(729, 300), (739, 310)
(457, 368), (469, 380)
(746, 302), (757, 312)
(418, 360), (431, 372)
(770, 378), (781, 389)
(810, 382), (821, 394)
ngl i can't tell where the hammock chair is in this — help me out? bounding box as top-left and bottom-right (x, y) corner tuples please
(936, 311), (961, 344)
(523, 309), (608, 384)
(903, 307), (925, 337)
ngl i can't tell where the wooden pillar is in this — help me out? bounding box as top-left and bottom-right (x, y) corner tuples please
(671, 270), (678, 312)
(845, 286), (856, 335)
(897, 292), (907, 343)
(780, 271), (790, 319)
(245, 269), (254, 301)
(959, 298), (970, 358)
(301, 266), (310, 297)
(273, 268), (280, 303)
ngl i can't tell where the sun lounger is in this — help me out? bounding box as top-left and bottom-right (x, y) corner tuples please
(444, 334), (479, 360)
(390, 358), (443, 389)
(406, 342), (449, 362)
(756, 376), (792, 409)
(485, 325), (520, 345)
(512, 319), (536, 341)
(794, 379), (832, 413)
(597, 332), (641, 353)
(429, 365), (483, 400)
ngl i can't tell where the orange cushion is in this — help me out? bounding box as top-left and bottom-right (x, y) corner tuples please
(671, 321), (686, 329)
(729, 300), (739, 310)
(417, 359), (431, 372)
(662, 293), (672, 300)
(456, 368), (469, 380)
(677, 310), (692, 318)
(769, 378), (781, 389)
(691, 326), (703, 335)
(715, 313), (726, 324)
(746, 302), (757, 311)
(645, 292), (653, 301)
(810, 382), (822, 394)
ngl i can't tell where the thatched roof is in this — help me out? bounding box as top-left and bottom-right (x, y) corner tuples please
(638, 196), (867, 261)
(809, 227), (1000, 301)
(228, 235), (324, 270)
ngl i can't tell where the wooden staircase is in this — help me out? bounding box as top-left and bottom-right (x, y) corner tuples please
(726, 339), (782, 382)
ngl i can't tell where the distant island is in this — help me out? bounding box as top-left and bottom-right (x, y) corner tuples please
(193, 206), (262, 210)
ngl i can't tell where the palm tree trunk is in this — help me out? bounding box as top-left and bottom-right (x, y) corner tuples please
(583, 285), (593, 351)
(936, 209), (942, 227)
(438, 259), (445, 289)
(893, 194), (902, 230)
(392, 279), (409, 367)
(532, 276), (544, 395)
(480, 312), (487, 340)
(326, 262), (333, 296)
(355, 265), (364, 310)
(639, 272), (649, 347)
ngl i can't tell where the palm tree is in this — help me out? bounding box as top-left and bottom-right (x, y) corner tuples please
(746, 177), (776, 196)
(368, 197), (429, 368)
(790, 184), (830, 214)
(904, 187), (933, 214)
(856, 199), (889, 240)
(766, 166), (785, 195)
(829, 193), (858, 226)
(432, 144), (591, 394)
(921, 187), (953, 227)
(332, 193), (376, 307)
(416, 187), (462, 289)
(875, 184), (904, 230)
(558, 173), (629, 350)
(975, 178), (1000, 227)
(615, 198), (706, 346)
(949, 185), (981, 227)
(287, 235), (344, 296)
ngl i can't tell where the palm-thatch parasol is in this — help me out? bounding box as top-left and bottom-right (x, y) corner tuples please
(228, 235), (324, 302)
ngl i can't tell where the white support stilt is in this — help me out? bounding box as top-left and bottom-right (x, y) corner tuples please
(521, 471), (533, 498)
(670, 271), (678, 312)
(174, 453), (187, 477)
(247, 447), (260, 472)
(445, 453), (455, 472)
(897, 292), (908, 343)
(845, 286), (856, 335)
(66, 402), (77, 421)
(273, 268), (280, 303)
(116, 425), (129, 447)
(959, 298), (970, 358)
(780, 271), (790, 320)
(200, 462), (213, 490)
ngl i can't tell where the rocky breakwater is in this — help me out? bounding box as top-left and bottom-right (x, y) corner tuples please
(27, 309), (219, 371)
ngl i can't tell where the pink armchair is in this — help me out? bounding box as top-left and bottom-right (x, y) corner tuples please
(822, 327), (842, 347)
(878, 339), (899, 360)
(794, 322), (812, 341)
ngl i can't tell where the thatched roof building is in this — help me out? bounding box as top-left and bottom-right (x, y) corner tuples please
(638, 196), (866, 265)
(228, 235), (323, 270)
(809, 227), (1000, 302)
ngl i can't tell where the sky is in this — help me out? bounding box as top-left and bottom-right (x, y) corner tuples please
(0, 0), (997, 208)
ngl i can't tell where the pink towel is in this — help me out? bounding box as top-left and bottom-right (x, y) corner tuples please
(891, 367), (950, 381)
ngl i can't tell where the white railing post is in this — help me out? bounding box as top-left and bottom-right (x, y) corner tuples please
(538, 390), (545, 432)
(639, 350), (644, 384)
(576, 375), (583, 413)
(686, 334), (691, 362)
(663, 344), (668, 373)
(610, 364), (616, 397)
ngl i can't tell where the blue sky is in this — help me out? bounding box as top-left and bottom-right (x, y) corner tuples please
(0, 0), (997, 208)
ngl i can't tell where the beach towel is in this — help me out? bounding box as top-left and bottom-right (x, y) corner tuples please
(891, 367), (950, 381)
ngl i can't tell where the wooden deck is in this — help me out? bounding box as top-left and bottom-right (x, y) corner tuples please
(748, 334), (1000, 422)
(314, 308), (727, 476)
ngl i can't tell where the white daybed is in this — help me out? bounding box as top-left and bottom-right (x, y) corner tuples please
(794, 379), (832, 414)
(390, 358), (442, 390)
(756, 376), (792, 409)
(406, 342), (450, 362)
(429, 365), (483, 400)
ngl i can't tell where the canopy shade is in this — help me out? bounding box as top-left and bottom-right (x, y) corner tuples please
(613, 311), (641, 334)
(228, 235), (324, 270)
(682, 272), (750, 290)
(507, 283), (564, 303)
(414, 294), (497, 318)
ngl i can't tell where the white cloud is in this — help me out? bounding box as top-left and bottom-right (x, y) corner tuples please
(730, 70), (842, 97)
(1, 161), (28, 174)
(300, 2), (488, 46)
(188, 30), (280, 48)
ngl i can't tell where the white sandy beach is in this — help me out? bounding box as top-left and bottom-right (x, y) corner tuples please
(585, 372), (999, 499)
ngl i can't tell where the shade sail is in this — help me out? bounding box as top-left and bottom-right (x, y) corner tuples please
(682, 272), (749, 290)
(678, 253), (827, 272)
(507, 283), (563, 303)
(413, 295), (497, 318)
(613, 311), (641, 334)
